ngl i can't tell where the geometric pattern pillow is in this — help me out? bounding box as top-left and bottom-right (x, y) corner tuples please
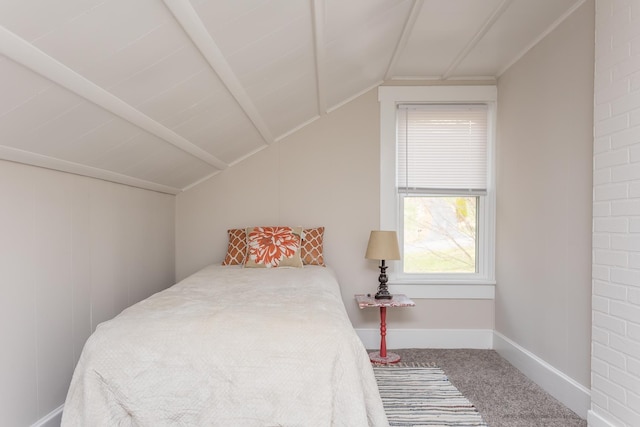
(244, 226), (304, 268)
(222, 228), (247, 265)
(301, 226), (325, 266)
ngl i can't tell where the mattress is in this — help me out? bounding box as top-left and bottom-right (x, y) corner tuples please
(61, 264), (388, 426)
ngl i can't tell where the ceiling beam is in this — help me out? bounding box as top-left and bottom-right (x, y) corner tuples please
(311, 0), (327, 115)
(442, 0), (513, 80)
(0, 145), (180, 195)
(163, 0), (275, 145)
(0, 24), (228, 171)
(384, 0), (424, 81)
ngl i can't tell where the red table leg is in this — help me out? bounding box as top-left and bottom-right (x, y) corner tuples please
(369, 306), (401, 364)
(380, 306), (388, 357)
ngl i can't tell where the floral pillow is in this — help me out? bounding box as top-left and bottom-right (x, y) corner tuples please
(301, 227), (325, 266)
(244, 226), (304, 268)
(222, 228), (247, 265)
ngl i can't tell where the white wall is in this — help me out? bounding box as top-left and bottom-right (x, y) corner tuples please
(0, 160), (175, 427)
(495, 0), (594, 413)
(589, 1), (640, 426)
(176, 88), (494, 334)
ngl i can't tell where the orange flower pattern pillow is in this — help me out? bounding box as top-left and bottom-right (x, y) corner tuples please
(301, 227), (325, 266)
(244, 226), (303, 268)
(222, 228), (247, 265)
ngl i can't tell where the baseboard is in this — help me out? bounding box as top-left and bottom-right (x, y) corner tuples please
(355, 328), (494, 350)
(493, 331), (590, 419)
(31, 404), (63, 427)
(588, 409), (617, 427)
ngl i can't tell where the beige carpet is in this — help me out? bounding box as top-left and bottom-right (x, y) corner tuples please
(384, 349), (586, 427)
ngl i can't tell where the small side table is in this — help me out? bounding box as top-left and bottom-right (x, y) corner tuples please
(355, 294), (415, 364)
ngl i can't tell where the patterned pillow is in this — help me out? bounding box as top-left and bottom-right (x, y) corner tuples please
(222, 228), (247, 265)
(244, 226), (304, 268)
(301, 227), (325, 266)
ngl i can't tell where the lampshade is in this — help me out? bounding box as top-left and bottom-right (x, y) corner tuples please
(365, 230), (401, 261)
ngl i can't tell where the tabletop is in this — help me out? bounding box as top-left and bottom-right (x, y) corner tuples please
(355, 294), (415, 309)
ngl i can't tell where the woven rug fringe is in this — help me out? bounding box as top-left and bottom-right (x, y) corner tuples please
(371, 361), (438, 368)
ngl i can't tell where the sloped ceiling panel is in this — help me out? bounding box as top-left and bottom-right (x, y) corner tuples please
(193, 0), (318, 138)
(0, 0), (586, 194)
(0, 0), (106, 42)
(393, 0), (504, 78)
(0, 56), (214, 190)
(324, 0), (413, 108)
(23, 0), (264, 167)
(0, 47), (219, 192)
(455, 0), (581, 76)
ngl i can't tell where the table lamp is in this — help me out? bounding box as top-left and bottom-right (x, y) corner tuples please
(365, 230), (400, 299)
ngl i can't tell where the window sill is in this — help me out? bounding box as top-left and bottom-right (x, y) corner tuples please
(388, 282), (495, 300)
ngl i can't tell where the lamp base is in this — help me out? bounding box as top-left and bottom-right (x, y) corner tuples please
(375, 260), (392, 299)
(374, 290), (392, 299)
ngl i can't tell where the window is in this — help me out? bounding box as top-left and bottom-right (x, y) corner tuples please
(398, 104), (486, 275)
(379, 86), (496, 298)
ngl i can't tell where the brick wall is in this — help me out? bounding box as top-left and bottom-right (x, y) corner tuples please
(591, 1), (640, 426)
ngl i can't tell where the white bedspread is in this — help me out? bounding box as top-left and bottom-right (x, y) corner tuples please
(61, 265), (388, 426)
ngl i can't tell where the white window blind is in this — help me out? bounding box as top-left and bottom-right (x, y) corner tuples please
(397, 104), (488, 194)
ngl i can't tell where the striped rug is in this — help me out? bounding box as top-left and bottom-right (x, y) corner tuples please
(373, 365), (488, 426)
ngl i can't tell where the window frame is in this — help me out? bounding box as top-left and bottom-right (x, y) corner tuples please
(378, 86), (496, 299)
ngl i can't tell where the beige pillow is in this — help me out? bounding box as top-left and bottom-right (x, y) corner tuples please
(244, 226), (304, 268)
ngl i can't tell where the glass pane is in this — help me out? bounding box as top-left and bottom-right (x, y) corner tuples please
(403, 196), (477, 273)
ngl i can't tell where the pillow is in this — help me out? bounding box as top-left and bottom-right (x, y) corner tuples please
(244, 226), (303, 268)
(222, 228), (247, 265)
(301, 226), (325, 266)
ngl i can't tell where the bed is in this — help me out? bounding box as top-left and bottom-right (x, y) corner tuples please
(61, 264), (388, 426)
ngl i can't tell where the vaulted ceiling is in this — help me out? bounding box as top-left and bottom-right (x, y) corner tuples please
(0, 0), (585, 194)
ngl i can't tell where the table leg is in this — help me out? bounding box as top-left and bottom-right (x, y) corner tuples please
(380, 306), (387, 357)
(369, 306), (401, 364)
